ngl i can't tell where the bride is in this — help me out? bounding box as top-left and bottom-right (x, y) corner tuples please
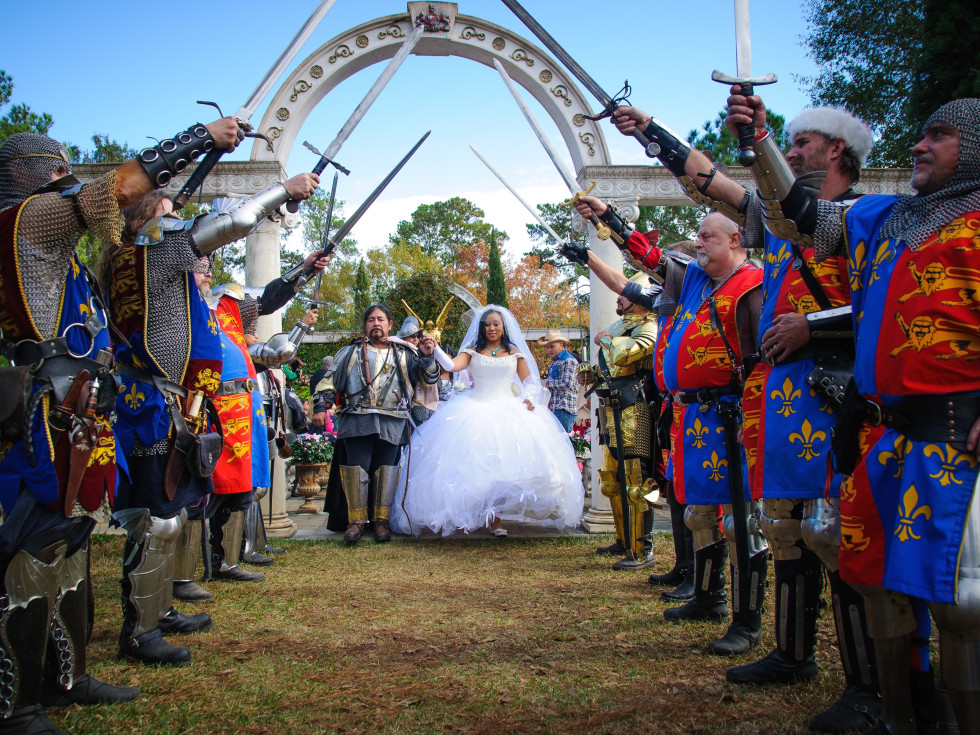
(391, 305), (583, 537)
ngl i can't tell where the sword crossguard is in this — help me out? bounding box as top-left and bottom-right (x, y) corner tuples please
(710, 70), (778, 167)
(561, 182), (612, 241)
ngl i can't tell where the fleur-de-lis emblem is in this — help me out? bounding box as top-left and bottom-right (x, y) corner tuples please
(895, 484), (932, 543)
(686, 418), (709, 449)
(923, 443), (977, 487)
(870, 240), (894, 284)
(788, 418), (827, 461)
(848, 240), (867, 292)
(71, 259), (80, 279)
(702, 451), (728, 482)
(79, 302), (91, 318)
(770, 377), (801, 418)
(124, 383), (145, 410)
(878, 436), (912, 479)
(208, 314), (219, 336)
(0, 440), (12, 463)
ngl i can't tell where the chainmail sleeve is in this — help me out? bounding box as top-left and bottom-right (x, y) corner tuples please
(812, 200), (848, 262)
(742, 192), (766, 251)
(143, 228), (198, 381)
(239, 295), (259, 336)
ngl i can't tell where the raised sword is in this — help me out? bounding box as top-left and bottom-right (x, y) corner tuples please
(282, 131), (431, 288)
(490, 59), (614, 243)
(173, 0), (340, 209)
(710, 0), (777, 166)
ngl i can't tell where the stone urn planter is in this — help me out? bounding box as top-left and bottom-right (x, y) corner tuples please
(315, 462), (331, 501)
(293, 463), (324, 514)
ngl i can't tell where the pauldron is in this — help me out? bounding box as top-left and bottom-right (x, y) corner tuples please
(750, 133), (816, 246)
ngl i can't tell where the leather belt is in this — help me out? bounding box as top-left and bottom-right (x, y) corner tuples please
(115, 362), (186, 398)
(672, 386), (740, 406)
(216, 378), (256, 396)
(862, 393), (980, 445)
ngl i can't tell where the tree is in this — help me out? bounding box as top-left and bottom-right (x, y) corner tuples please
(799, 0), (925, 167)
(0, 71), (53, 143)
(486, 229), (508, 307)
(380, 273), (473, 350)
(352, 259), (371, 318)
(525, 202), (588, 282)
(390, 197), (506, 266)
(910, 0), (980, 125)
(636, 205), (702, 246)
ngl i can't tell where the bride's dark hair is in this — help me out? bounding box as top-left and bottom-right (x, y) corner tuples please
(474, 308), (515, 354)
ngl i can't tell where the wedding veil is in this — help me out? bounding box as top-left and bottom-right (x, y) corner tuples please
(457, 304), (546, 402)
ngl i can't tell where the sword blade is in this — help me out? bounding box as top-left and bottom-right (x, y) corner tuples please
(236, 0), (339, 120)
(326, 131), (430, 247)
(733, 0), (753, 79)
(315, 171), (339, 301)
(499, 0), (614, 109)
(492, 59), (579, 194)
(470, 145), (566, 245)
(320, 23), (425, 163)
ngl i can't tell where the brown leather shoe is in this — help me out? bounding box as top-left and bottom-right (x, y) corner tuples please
(344, 522), (365, 546)
(373, 521), (391, 543)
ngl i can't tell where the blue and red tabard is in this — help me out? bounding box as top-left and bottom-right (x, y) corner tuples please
(212, 296), (270, 494)
(838, 195), (980, 604)
(0, 199), (114, 512)
(659, 262), (762, 505)
(109, 242), (222, 462)
(741, 233), (851, 501)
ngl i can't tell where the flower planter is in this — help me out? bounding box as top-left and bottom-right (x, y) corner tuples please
(293, 463), (324, 514)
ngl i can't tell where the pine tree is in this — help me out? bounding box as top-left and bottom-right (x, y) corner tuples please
(353, 259), (371, 317)
(486, 229), (508, 308)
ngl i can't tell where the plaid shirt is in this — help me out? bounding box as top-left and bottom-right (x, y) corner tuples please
(544, 351), (578, 413)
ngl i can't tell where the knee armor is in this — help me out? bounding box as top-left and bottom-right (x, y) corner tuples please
(722, 501), (769, 558)
(686, 504), (723, 551)
(802, 497), (841, 572)
(761, 498), (804, 561)
(857, 586), (917, 640)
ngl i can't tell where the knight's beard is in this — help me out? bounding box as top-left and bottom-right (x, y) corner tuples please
(368, 327), (386, 344)
(696, 252), (710, 269)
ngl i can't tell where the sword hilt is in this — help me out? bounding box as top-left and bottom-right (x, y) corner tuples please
(710, 70), (778, 167)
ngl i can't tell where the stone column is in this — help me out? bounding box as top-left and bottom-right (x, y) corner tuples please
(246, 218), (297, 538)
(579, 200), (633, 533)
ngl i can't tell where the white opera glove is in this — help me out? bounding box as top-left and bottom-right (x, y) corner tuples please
(520, 377), (540, 411)
(432, 343), (455, 372)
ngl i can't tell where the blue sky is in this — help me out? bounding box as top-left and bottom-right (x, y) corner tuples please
(3, 0), (819, 259)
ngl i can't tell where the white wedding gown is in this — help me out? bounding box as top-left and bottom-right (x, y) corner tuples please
(391, 349), (584, 536)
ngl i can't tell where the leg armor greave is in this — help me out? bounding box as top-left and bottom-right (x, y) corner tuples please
(760, 498), (805, 561)
(722, 502), (768, 616)
(45, 542), (88, 694)
(624, 459), (654, 558)
(685, 504), (723, 552)
(218, 510), (245, 569)
(722, 501), (770, 561)
(119, 512), (183, 639)
(599, 454), (625, 545)
(828, 570), (877, 692)
(244, 490), (269, 559)
(0, 539), (65, 719)
(930, 483), (980, 732)
(340, 466), (370, 524)
(802, 497), (842, 573)
(173, 520), (202, 584)
(371, 466), (401, 523)
(858, 586), (918, 734)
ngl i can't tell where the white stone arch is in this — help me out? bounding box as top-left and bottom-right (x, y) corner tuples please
(245, 5), (622, 532)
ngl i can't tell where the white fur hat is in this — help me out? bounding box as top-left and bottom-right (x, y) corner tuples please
(787, 107), (874, 167)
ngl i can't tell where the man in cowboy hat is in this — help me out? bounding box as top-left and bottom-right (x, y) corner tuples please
(538, 329), (579, 432)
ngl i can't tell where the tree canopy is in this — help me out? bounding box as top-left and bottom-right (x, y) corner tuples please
(389, 197), (507, 266)
(0, 71), (53, 144)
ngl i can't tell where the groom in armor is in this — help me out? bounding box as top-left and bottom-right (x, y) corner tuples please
(580, 274), (659, 571)
(319, 304), (439, 544)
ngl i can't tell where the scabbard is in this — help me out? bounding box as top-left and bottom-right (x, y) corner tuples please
(609, 392), (633, 560)
(164, 450), (183, 502)
(717, 398), (750, 604)
(47, 369), (90, 439)
(63, 424), (96, 516)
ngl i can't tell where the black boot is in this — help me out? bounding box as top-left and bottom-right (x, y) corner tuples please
(595, 539), (626, 556)
(664, 540), (729, 623)
(809, 571), (881, 732)
(709, 550), (767, 656)
(650, 491), (689, 586)
(158, 607), (213, 636)
(41, 544), (140, 707)
(726, 551), (822, 684)
(119, 629), (190, 667)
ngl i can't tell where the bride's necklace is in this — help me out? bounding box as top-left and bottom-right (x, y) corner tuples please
(489, 344), (502, 356)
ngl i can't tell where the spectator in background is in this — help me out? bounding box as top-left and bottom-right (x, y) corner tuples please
(537, 330), (578, 431)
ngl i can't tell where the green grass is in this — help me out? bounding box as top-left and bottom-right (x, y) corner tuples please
(57, 533), (851, 734)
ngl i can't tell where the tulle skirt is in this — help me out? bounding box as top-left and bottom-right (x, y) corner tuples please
(391, 393), (584, 536)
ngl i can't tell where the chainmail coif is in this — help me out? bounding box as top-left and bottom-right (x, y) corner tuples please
(879, 98), (980, 250)
(0, 133), (71, 211)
